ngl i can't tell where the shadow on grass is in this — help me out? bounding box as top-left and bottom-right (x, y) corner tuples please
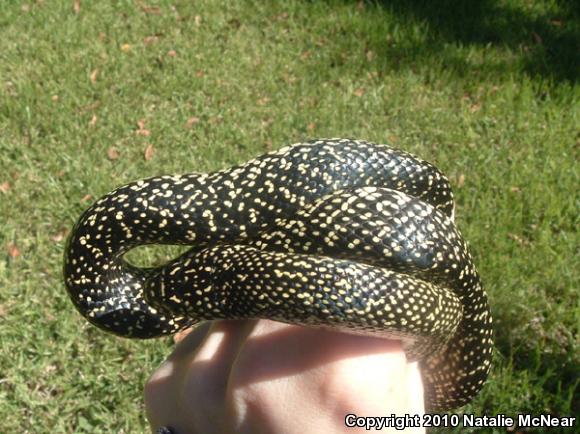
(511, 345), (579, 414)
(352, 0), (579, 84)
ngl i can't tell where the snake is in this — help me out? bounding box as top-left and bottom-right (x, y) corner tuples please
(64, 138), (493, 411)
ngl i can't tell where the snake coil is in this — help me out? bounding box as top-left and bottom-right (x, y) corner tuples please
(64, 138), (492, 410)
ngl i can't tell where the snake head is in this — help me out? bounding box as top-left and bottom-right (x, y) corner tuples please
(83, 306), (188, 339)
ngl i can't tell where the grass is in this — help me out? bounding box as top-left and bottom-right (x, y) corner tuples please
(0, 0), (578, 432)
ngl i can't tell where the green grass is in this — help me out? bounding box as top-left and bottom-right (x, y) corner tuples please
(0, 0), (578, 432)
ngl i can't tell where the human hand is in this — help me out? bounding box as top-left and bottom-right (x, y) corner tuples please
(145, 319), (425, 434)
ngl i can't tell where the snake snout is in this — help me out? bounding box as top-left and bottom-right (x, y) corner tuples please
(88, 306), (184, 339)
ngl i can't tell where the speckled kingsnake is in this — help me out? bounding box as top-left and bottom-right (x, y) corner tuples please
(64, 138), (493, 410)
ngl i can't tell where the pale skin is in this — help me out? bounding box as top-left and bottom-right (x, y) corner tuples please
(145, 319), (425, 434)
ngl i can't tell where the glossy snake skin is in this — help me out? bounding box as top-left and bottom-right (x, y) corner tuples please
(64, 139), (493, 410)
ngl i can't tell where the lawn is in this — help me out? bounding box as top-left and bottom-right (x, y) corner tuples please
(0, 0), (578, 433)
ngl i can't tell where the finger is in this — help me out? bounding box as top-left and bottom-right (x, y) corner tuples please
(227, 320), (423, 433)
(145, 320), (257, 434)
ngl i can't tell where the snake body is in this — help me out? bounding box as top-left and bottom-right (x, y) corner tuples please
(64, 138), (492, 410)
